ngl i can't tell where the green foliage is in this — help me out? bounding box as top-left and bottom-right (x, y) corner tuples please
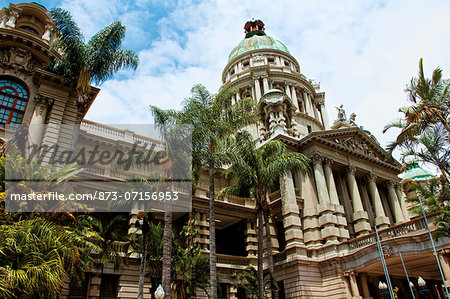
(47, 8), (138, 96)
(1, 149), (83, 223)
(406, 178), (450, 239)
(384, 58), (450, 147)
(234, 266), (277, 299)
(0, 218), (85, 298)
(151, 84), (257, 186)
(173, 219), (210, 299)
(78, 214), (128, 272)
(219, 131), (310, 210)
(385, 58), (450, 239)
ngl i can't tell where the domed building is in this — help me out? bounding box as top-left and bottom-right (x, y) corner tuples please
(2, 4), (450, 298)
(191, 19), (450, 298)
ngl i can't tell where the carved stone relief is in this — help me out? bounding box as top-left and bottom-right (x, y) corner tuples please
(0, 47), (36, 74)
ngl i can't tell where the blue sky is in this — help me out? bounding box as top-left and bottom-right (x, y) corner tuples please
(8, 0), (450, 172)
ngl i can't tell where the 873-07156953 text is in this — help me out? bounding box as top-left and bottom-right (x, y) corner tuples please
(9, 191), (179, 201)
(94, 191), (179, 201)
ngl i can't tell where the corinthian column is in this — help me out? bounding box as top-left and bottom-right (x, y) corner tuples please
(312, 155), (331, 205)
(303, 91), (313, 115)
(29, 95), (53, 149)
(254, 76), (262, 100)
(290, 85), (299, 110)
(323, 158), (339, 206)
(262, 76), (269, 93)
(365, 173), (390, 228)
(394, 183), (410, 221)
(285, 83), (292, 98)
(312, 155), (340, 244)
(323, 158), (349, 241)
(345, 166), (371, 236)
(385, 180), (405, 223)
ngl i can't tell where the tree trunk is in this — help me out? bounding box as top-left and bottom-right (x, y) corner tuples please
(437, 114), (450, 134)
(263, 211), (277, 299)
(257, 209), (264, 299)
(138, 222), (147, 299)
(162, 199), (173, 299)
(209, 166), (217, 299)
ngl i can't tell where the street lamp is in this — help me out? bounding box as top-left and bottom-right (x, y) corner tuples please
(379, 281), (388, 299)
(155, 284), (165, 299)
(417, 277), (429, 299)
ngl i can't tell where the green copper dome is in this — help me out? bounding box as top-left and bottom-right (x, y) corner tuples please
(401, 163), (435, 181)
(228, 35), (290, 62)
(228, 19), (290, 62)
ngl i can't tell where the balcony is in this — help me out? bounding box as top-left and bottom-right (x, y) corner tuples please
(345, 213), (437, 251)
(216, 254), (250, 268)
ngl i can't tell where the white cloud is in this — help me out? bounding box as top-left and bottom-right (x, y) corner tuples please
(79, 0), (450, 157)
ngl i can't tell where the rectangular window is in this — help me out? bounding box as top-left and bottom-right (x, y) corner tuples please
(100, 274), (119, 299)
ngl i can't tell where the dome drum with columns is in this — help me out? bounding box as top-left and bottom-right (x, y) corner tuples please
(213, 19), (450, 298)
(222, 19), (329, 143)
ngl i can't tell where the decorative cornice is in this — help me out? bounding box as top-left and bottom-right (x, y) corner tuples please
(296, 127), (401, 172)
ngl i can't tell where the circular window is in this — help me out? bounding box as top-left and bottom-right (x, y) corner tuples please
(0, 79), (29, 130)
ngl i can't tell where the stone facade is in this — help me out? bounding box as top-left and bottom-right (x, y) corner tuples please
(1, 4), (450, 298)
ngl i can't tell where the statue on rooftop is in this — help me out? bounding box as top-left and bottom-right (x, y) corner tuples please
(336, 105), (346, 121)
(349, 113), (356, 126)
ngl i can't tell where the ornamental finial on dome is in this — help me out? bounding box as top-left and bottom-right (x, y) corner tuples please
(244, 19), (266, 38)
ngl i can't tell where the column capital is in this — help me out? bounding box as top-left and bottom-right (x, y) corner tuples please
(311, 154), (323, 165)
(34, 94), (54, 108)
(364, 172), (377, 183)
(252, 75), (261, 80)
(394, 181), (404, 190)
(384, 180), (397, 189)
(345, 165), (356, 175)
(323, 157), (333, 166)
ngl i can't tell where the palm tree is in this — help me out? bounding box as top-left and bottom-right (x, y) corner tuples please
(152, 85), (255, 298)
(0, 218), (85, 298)
(78, 214), (128, 275)
(173, 219), (210, 299)
(219, 131), (310, 299)
(178, 85), (256, 298)
(47, 8), (139, 154)
(384, 58), (450, 146)
(149, 106), (178, 299)
(400, 124), (450, 181)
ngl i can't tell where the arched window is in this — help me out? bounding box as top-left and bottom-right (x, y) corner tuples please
(19, 26), (39, 35)
(0, 79), (29, 130)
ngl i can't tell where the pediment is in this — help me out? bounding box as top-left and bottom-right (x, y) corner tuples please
(297, 127), (401, 170)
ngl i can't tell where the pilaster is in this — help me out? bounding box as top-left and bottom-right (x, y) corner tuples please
(323, 158), (349, 241)
(297, 170), (322, 249)
(312, 154), (340, 244)
(280, 171), (306, 256)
